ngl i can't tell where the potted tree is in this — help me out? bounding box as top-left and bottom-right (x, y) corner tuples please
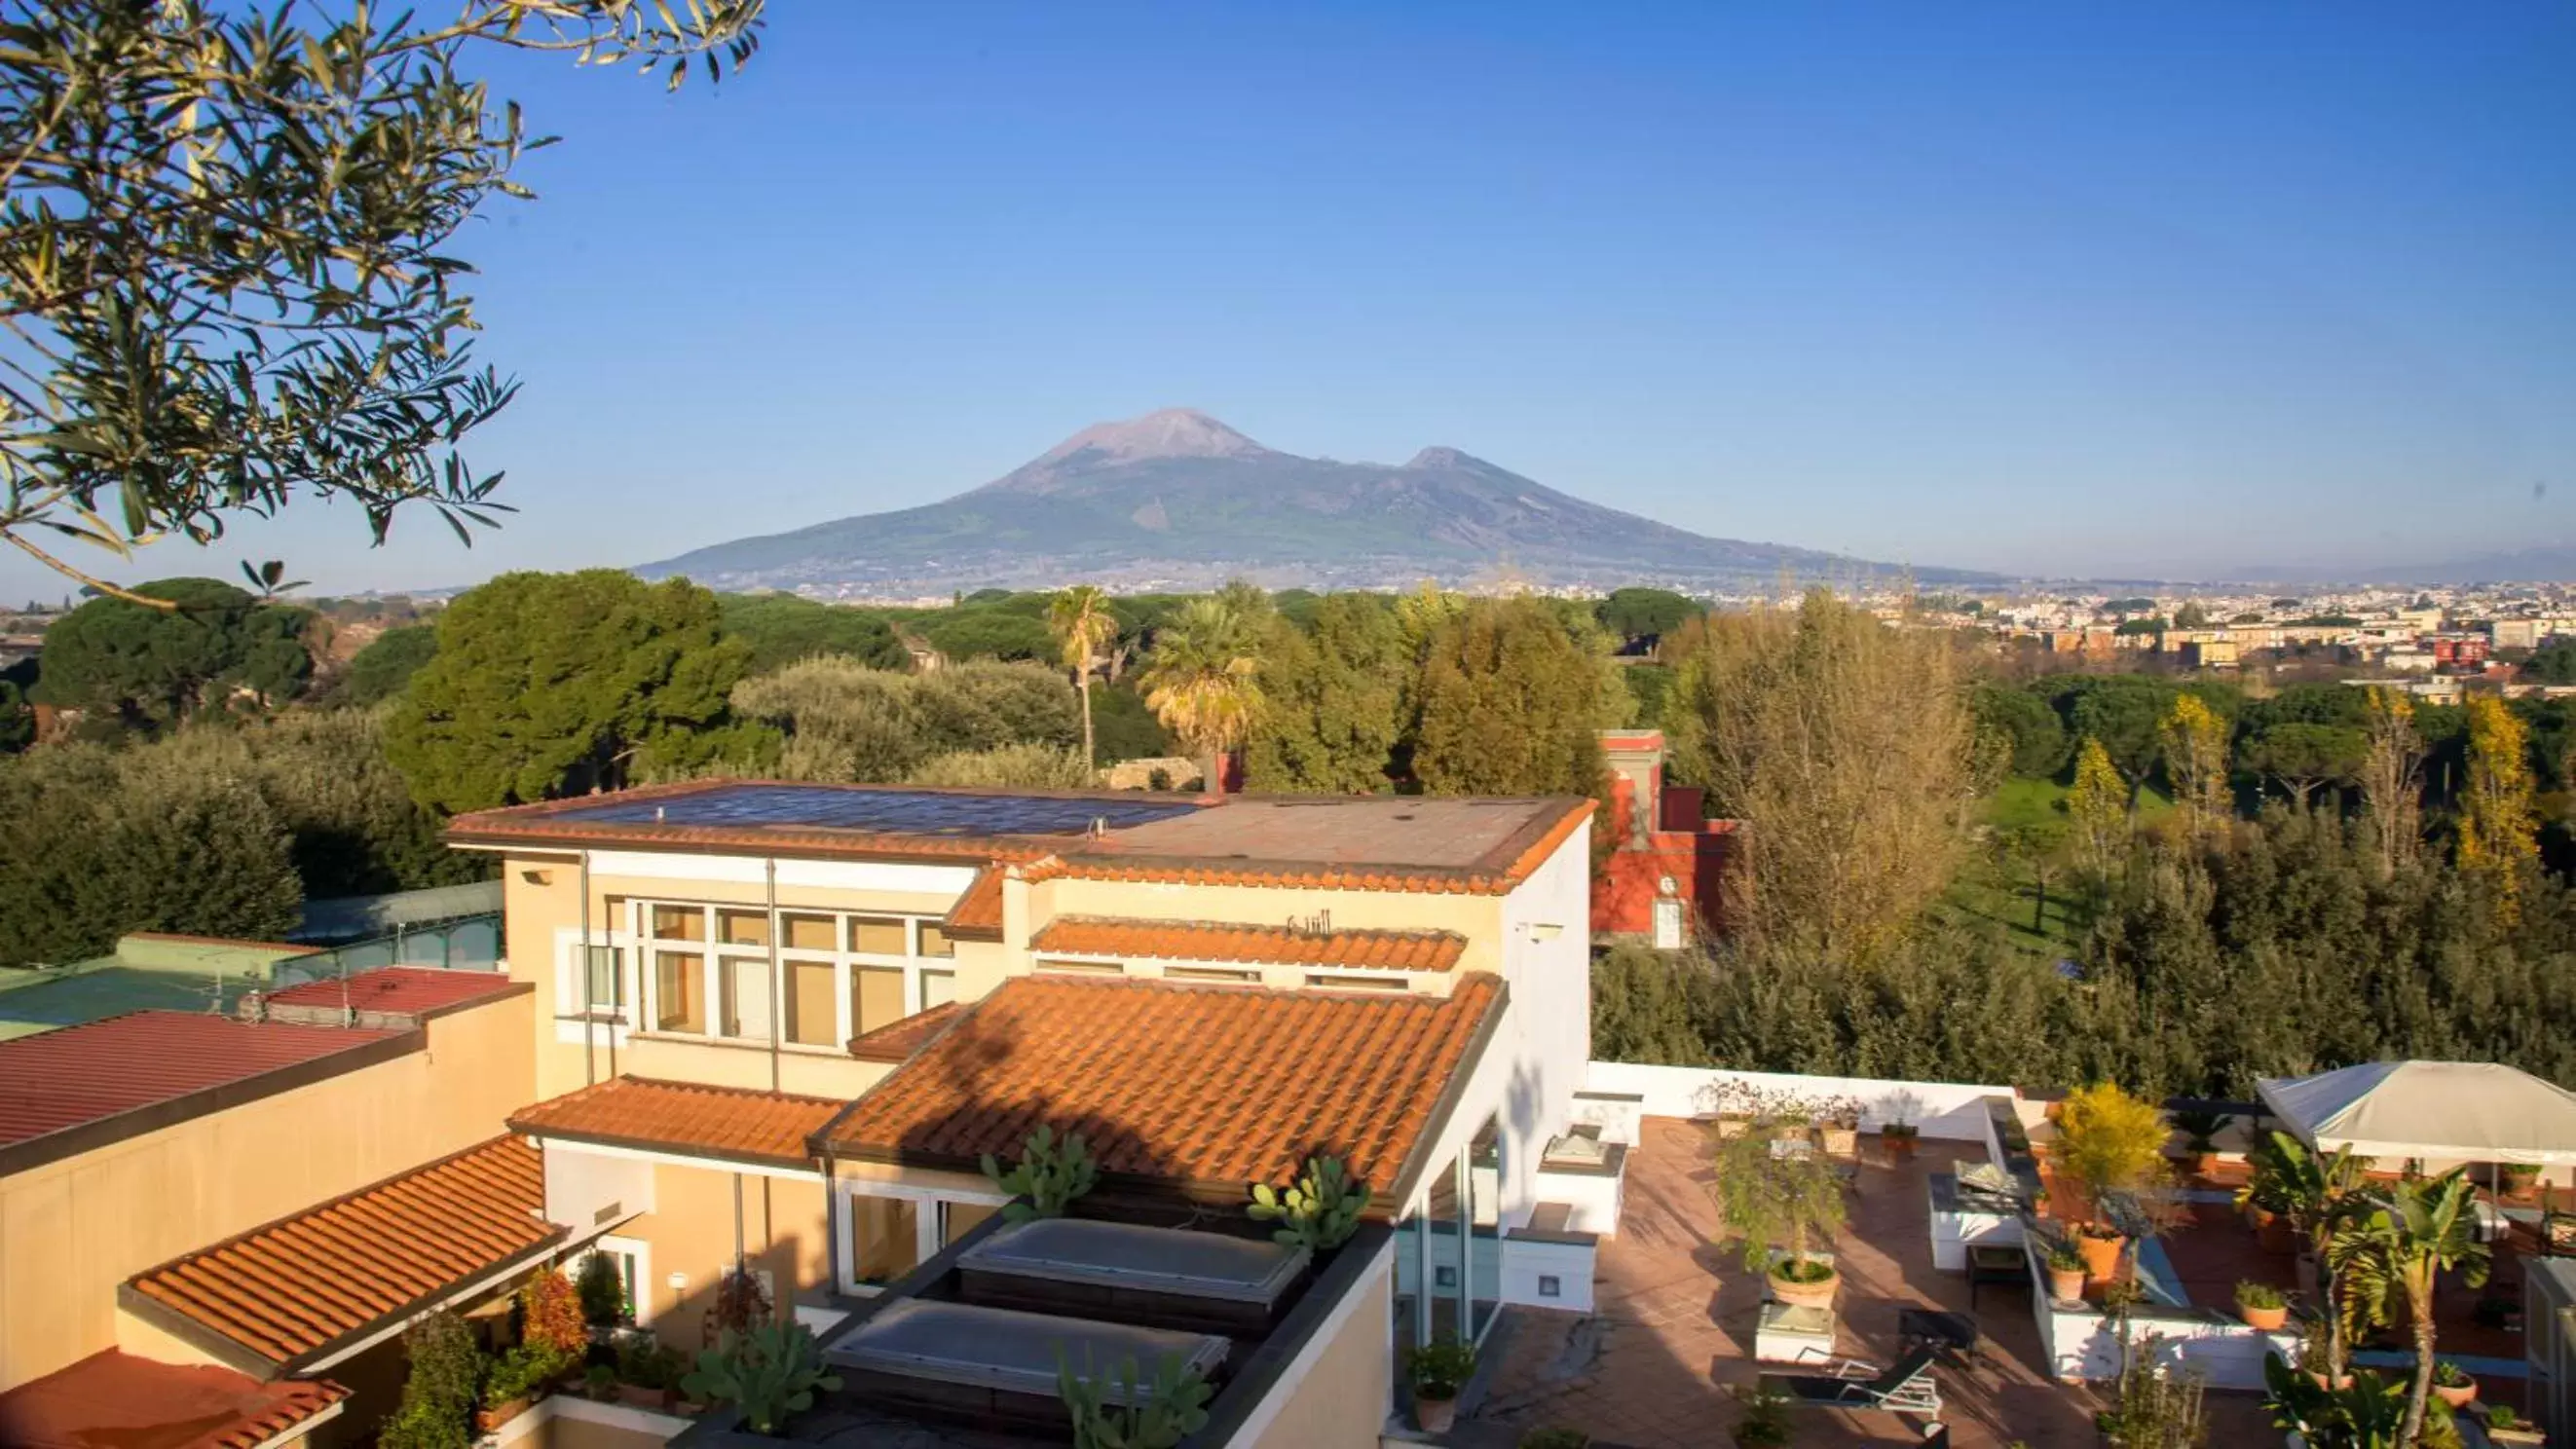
(2234, 1280), (2288, 1331)
(2500, 1163), (2542, 1199)
(1405, 1337), (1476, 1434)
(2431, 1359), (2478, 1410)
(2053, 1083), (2170, 1282)
(577, 1253), (627, 1340)
(1713, 1113), (1848, 1310)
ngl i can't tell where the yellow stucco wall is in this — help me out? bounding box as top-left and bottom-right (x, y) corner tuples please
(0, 992), (535, 1392)
(620, 1160), (831, 1352)
(1241, 1250), (1394, 1449)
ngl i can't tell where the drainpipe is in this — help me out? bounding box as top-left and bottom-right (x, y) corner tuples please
(822, 1142), (843, 1296)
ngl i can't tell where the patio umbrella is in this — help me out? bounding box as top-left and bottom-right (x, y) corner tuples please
(2256, 1060), (2576, 1166)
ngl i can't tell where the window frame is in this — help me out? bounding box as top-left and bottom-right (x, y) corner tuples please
(630, 899), (956, 1050)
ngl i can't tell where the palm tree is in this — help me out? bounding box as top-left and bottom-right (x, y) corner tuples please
(1139, 597), (1264, 793)
(1046, 584), (1119, 767)
(2238, 1131), (2374, 1383)
(2328, 1169), (2489, 1444)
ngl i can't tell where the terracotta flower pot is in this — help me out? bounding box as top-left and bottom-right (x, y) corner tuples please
(2046, 1266), (2086, 1302)
(1769, 1261), (1840, 1310)
(2239, 1303), (2288, 1331)
(616, 1383), (676, 1411)
(2189, 1151), (2220, 1176)
(2076, 1231), (2125, 1283)
(1882, 1132), (1918, 1161)
(2306, 1370), (2355, 1391)
(2434, 1380), (2479, 1409)
(474, 1397), (533, 1432)
(1415, 1393), (1458, 1434)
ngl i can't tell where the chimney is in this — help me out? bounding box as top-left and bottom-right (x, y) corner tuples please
(1598, 729), (1666, 848)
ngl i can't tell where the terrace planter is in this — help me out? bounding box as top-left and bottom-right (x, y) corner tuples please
(2503, 1165), (2542, 1197)
(2046, 1265), (2087, 1302)
(2485, 1425), (2546, 1447)
(1881, 1129), (1918, 1162)
(2076, 1230), (2125, 1283)
(1415, 1393), (1459, 1434)
(1768, 1262), (1839, 1311)
(2434, 1380), (2479, 1410)
(2240, 1303), (2289, 1332)
(474, 1396), (536, 1432)
(1714, 1117), (1751, 1140)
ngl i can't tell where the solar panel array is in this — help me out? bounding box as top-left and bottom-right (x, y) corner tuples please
(545, 784), (1201, 837)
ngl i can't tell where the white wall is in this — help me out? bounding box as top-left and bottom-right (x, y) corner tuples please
(1499, 1235), (1596, 1314)
(1583, 1062), (2013, 1139)
(1501, 824), (1594, 1159)
(2035, 1289), (2295, 1391)
(1533, 1165), (1622, 1236)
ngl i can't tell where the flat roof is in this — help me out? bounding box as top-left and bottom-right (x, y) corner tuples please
(0, 1012), (409, 1171)
(450, 780), (1592, 894)
(0, 1350), (347, 1449)
(261, 966), (522, 1022)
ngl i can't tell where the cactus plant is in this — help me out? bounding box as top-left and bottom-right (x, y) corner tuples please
(1247, 1154), (1370, 1252)
(1056, 1352), (1213, 1449)
(981, 1124), (1100, 1221)
(681, 1323), (840, 1435)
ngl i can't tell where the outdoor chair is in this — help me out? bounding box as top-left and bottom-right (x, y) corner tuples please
(1758, 1346), (1943, 1420)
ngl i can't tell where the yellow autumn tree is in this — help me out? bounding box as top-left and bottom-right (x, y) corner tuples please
(2157, 693), (2230, 835)
(2067, 736), (2128, 869)
(2458, 695), (2539, 918)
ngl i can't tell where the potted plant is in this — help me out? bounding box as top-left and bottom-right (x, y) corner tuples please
(2485, 1404), (2546, 1446)
(1881, 1120), (1920, 1162)
(1713, 1115), (1848, 1310)
(2235, 1279), (2289, 1331)
(577, 1252), (627, 1337)
(584, 1363), (619, 1400)
(615, 1330), (686, 1411)
(1728, 1383), (1792, 1449)
(520, 1268), (589, 1378)
(682, 1322), (840, 1436)
(2431, 1359), (2478, 1410)
(1405, 1337), (1477, 1434)
(1815, 1096), (1862, 1159)
(2170, 1108), (2232, 1177)
(2054, 1083), (2171, 1283)
(477, 1344), (558, 1431)
(2501, 1163), (2542, 1198)
(2045, 1238), (2088, 1302)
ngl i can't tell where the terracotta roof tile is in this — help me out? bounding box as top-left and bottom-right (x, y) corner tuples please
(941, 866), (1005, 940)
(261, 966), (523, 1022)
(847, 1002), (963, 1063)
(0, 1013), (406, 1154)
(124, 1136), (558, 1374)
(0, 1352), (348, 1449)
(823, 973), (1506, 1200)
(1029, 916), (1466, 972)
(508, 1077), (841, 1169)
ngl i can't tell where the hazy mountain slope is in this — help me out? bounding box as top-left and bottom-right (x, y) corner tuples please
(639, 409), (1994, 591)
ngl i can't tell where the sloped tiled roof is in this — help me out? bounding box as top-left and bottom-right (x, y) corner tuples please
(1029, 916), (1466, 972)
(508, 1077), (841, 1169)
(123, 1136), (559, 1375)
(261, 966), (523, 1021)
(847, 1002), (962, 1063)
(941, 866), (1006, 940)
(0, 1013), (407, 1161)
(822, 973), (1506, 1199)
(0, 1351), (348, 1449)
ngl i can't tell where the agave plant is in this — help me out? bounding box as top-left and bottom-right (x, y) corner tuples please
(1248, 1154), (1370, 1252)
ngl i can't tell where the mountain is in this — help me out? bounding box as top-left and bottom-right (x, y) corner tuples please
(638, 409), (1997, 593)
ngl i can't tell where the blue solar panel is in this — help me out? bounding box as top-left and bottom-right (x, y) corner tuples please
(549, 785), (1201, 837)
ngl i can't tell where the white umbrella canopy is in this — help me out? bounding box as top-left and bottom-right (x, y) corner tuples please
(2257, 1060), (2576, 1166)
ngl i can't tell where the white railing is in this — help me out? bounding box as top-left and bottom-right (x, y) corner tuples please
(1583, 1061), (2015, 1141)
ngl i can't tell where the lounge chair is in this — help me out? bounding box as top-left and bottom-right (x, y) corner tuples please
(1758, 1347), (1942, 1419)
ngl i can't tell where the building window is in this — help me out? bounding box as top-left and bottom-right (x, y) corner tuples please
(634, 900), (960, 1047)
(1538, 1275), (1561, 1299)
(1304, 973), (1406, 991)
(849, 916), (907, 955)
(921, 969), (956, 1010)
(718, 909), (769, 947)
(579, 1236), (652, 1323)
(583, 946), (624, 1013)
(1165, 966), (1258, 984)
(719, 955), (770, 1040)
(917, 923), (955, 959)
(784, 958), (837, 1047)
(852, 964), (906, 1037)
(651, 905), (704, 942)
(653, 950), (703, 1033)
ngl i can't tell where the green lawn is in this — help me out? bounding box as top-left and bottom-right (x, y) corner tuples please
(1940, 775), (2176, 957)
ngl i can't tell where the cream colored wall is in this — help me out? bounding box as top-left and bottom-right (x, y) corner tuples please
(1240, 1251), (1393, 1449)
(0, 994), (535, 1392)
(623, 1161), (830, 1352)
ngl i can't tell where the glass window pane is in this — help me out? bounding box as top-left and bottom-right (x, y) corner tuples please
(653, 951), (703, 1032)
(918, 923), (954, 958)
(585, 946), (623, 1009)
(850, 1197), (918, 1282)
(785, 959), (838, 1047)
(920, 969), (956, 1010)
(719, 909), (770, 947)
(783, 913), (838, 951)
(852, 965), (905, 1036)
(848, 916), (907, 955)
(720, 956), (771, 1039)
(651, 905), (705, 942)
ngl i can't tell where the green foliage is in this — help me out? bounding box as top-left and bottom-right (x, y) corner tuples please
(1974, 683), (2071, 779)
(1710, 1110), (1848, 1276)
(2173, 602), (2213, 630)
(2235, 1280), (2285, 1310)
(1139, 596), (1267, 778)
(2169, 1108), (2231, 1152)
(2114, 616), (2168, 636)
(380, 1310), (484, 1449)
(614, 1331), (687, 1390)
(1243, 593), (1404, 793)
(576, 1252), (627, 1328)
(1090, 682), (1175, 762)
(733, 656), (1078, 784)
(681, 1323), (840, 1436)
(718, 595), (908, 674)
(0, 0), (761, 597)
(2055, 1082), (2171, 1225)
(1413, 597), (1613, 796)
(2263, 1354), (2408, 1449)
(1405, 1338), (1478, 1400)
(907, 742), (1096, 790)
(2242, 722), (2367, 804)
(0, 679), (28, 754)
(1247, 1154), (1370, 1252)
(1728, 1383), (1792, 1448)
(0, 739), (302, 966)
(1595, 587), (1700, 644)
(35, 578), (313, 723)
(387, 571), (772, 812)
(918, 606), (1056, 662)
(343, 625), (440, 708)
(982, 1125), (1099, 1222)
(1621, 662), (1676, 729)
(1056, 1353), (1214, 1449)
(2040, 676), (2178, 783)
(2527, 640), (2576, 686)
(482, 1342), (567, 1406)
(1588, 944), (1721, 1066)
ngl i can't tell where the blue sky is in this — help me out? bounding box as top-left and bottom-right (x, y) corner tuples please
(9, 1), (2570, 601)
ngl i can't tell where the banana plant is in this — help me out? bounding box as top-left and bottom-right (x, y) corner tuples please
(1056, 1353), (1213, 1449)
(2328, 1170), (2489, 1446)
(982, 1124), (1101, 1221)
(1248, 1153), (1370, 1252)
(681, 1323), (841, 1435)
